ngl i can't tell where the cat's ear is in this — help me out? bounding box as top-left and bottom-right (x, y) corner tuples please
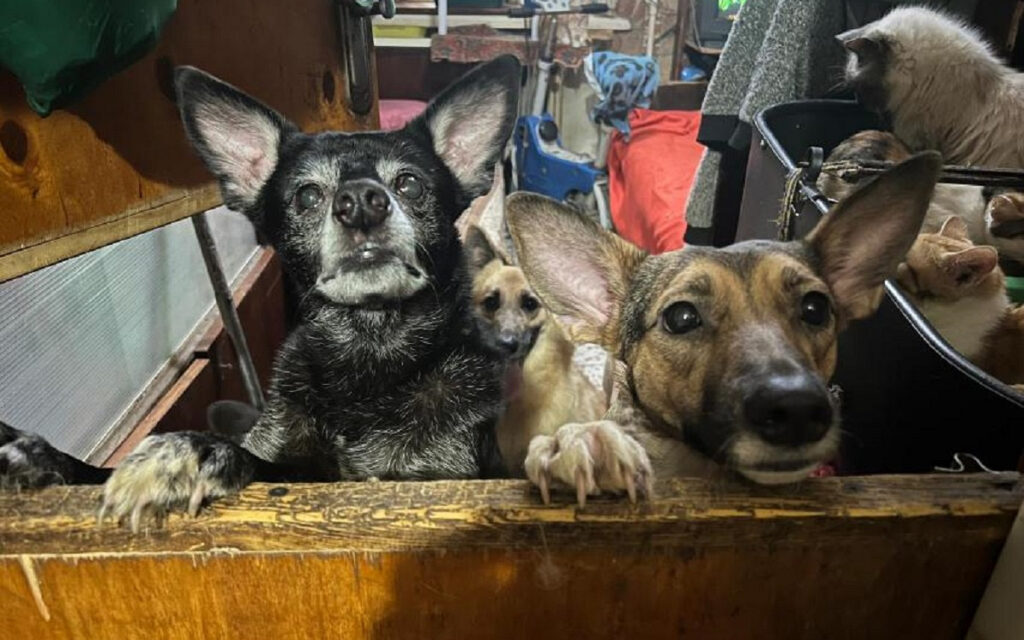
(836, 27), (885, 61)
(938, 216), (970, 241)
(943, 246), (999, 287)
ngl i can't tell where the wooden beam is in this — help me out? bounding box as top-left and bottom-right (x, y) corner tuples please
(0, 474), (1020, 639)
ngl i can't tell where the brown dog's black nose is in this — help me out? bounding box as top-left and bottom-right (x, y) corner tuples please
(743, 373), (833, 446)
(334, 180), (391, 230)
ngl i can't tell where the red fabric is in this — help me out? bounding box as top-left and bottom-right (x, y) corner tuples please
(607, 109), (703, 254)
(379, 99), (427, 131)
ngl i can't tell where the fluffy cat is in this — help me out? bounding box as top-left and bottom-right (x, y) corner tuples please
(895, 217), (1013, 370)
(817, 130), (1024, 264)
(839, 7), (1024, 168)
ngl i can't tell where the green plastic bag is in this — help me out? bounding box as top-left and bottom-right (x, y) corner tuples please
(0, 0), (177, 116)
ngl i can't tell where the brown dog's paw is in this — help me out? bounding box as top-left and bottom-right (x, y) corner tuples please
(524, 420), (653, 508)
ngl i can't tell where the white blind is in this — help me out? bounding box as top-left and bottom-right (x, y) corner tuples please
(0, 206), (258, 459)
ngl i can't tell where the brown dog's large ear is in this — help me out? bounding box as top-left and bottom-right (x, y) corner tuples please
(806, 151), (941, 321)
(464, 225), (505, 273)
(506, 192), (646, 345)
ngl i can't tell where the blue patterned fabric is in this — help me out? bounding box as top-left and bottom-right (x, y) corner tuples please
(584, 52), (660, 138)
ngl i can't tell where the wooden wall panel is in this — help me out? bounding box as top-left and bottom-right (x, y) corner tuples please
(0, 0), (378, 282)
(0, 475), (1020, 639)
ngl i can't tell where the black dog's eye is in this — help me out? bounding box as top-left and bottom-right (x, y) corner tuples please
(521, 295), (539, 312)
(800, 292), (832, 327)
(661, 302), (701, 335)
(395, 173), (424, 200)
(482, 292), (500, 313)
(295, 184), (323, 210)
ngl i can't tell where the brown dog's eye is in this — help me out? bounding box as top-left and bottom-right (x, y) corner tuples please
(482, 291), (500, 313)
(800, 292), (831, 327)
(521, 295), (539, 312)
(296, 184), (323, 210)
(661, 302), (701, 335)
(395, 173), (424, 200)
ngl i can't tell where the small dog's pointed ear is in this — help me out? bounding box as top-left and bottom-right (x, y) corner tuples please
(507, 192), (646, 346)
(174, 66), (296, 214)
(806, 151), (941, 321)
(410, 55), (521, 198)
(465, 225), (504, 273)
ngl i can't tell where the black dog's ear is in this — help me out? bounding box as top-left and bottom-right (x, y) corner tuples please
(408, 55), (521, 198)
(464, 225), (505, 273)
(806, 151), (941, 321)
(507, 192), (646, 346)
(174, 66), (297, 214)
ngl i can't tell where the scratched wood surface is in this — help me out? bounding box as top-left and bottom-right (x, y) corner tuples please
(0, 0), (378, 282)
(0, 475), (1020, 639)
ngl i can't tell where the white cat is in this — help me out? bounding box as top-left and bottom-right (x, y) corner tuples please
(839, 6), (1024, 168)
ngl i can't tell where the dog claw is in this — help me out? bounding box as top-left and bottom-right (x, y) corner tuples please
(624, 468), (637, 504)
(538, 472), (550, 505)
(188, 481), (205, 518)
(575, 469), (588, 509)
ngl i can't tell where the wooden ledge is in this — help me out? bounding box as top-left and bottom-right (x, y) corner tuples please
(1, 474), (1020, 555)
(2, 475), (1020, 639)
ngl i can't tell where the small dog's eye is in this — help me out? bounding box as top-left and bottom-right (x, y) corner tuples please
(661, 302), (701, 335)
(521, 295), (539, 312)
(482, 292), (500, 313)
(800, 292), (832, 327)
(295, 184), (323, 210)
(395, 173), (424, 200)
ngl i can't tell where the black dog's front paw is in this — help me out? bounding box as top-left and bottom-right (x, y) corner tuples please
(100, 432), (256, 532)
(0, 421), (79, 489)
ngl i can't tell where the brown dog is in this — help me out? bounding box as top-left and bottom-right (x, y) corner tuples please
(464, 226), (608, 475)
(506, 152), (941, 504)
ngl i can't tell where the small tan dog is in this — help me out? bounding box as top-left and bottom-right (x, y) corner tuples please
(464, 226), (608, 476)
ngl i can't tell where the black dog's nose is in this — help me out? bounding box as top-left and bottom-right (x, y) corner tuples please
(743, 373), (833, 446)
(497, 334), (520, 355)
(334, 180), (391, 230)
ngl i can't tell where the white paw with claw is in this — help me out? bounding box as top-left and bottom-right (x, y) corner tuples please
(99, 433), (252, 532)
(524, 420), (653, 508)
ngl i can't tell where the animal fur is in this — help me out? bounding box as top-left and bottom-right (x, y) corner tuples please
(464, 226), (607, 476)
(839, 6), (1024, 168)
(895, 217), (1024, 389)
(818, 130), (1024, 264)
(0, 57), (523, 530)
(895, 216), (1007, 360)
(507, 153), (942, 502)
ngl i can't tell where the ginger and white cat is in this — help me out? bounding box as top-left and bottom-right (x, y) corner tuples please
(817, 130), (1024, 264)
(839, 6), (1024, 168)
(895, 216), (1024, 388)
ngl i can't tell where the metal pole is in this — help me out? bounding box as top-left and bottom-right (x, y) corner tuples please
(191, 212), (266, 411)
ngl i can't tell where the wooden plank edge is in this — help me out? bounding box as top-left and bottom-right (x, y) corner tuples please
(0, 474), (1019, 555)
(0, 185), (221, 283)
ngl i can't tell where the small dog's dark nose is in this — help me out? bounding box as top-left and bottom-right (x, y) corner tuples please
(743, 373), (833, 446)
(334, 180), (391, 230)
(497, 334), (520, 355)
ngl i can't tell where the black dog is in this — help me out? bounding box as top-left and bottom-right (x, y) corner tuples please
(0, 56), (521, 530)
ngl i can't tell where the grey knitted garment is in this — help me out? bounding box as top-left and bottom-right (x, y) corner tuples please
(685, 0), (846, 232)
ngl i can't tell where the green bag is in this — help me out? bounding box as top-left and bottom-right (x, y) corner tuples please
(0, 0), (177, 116)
